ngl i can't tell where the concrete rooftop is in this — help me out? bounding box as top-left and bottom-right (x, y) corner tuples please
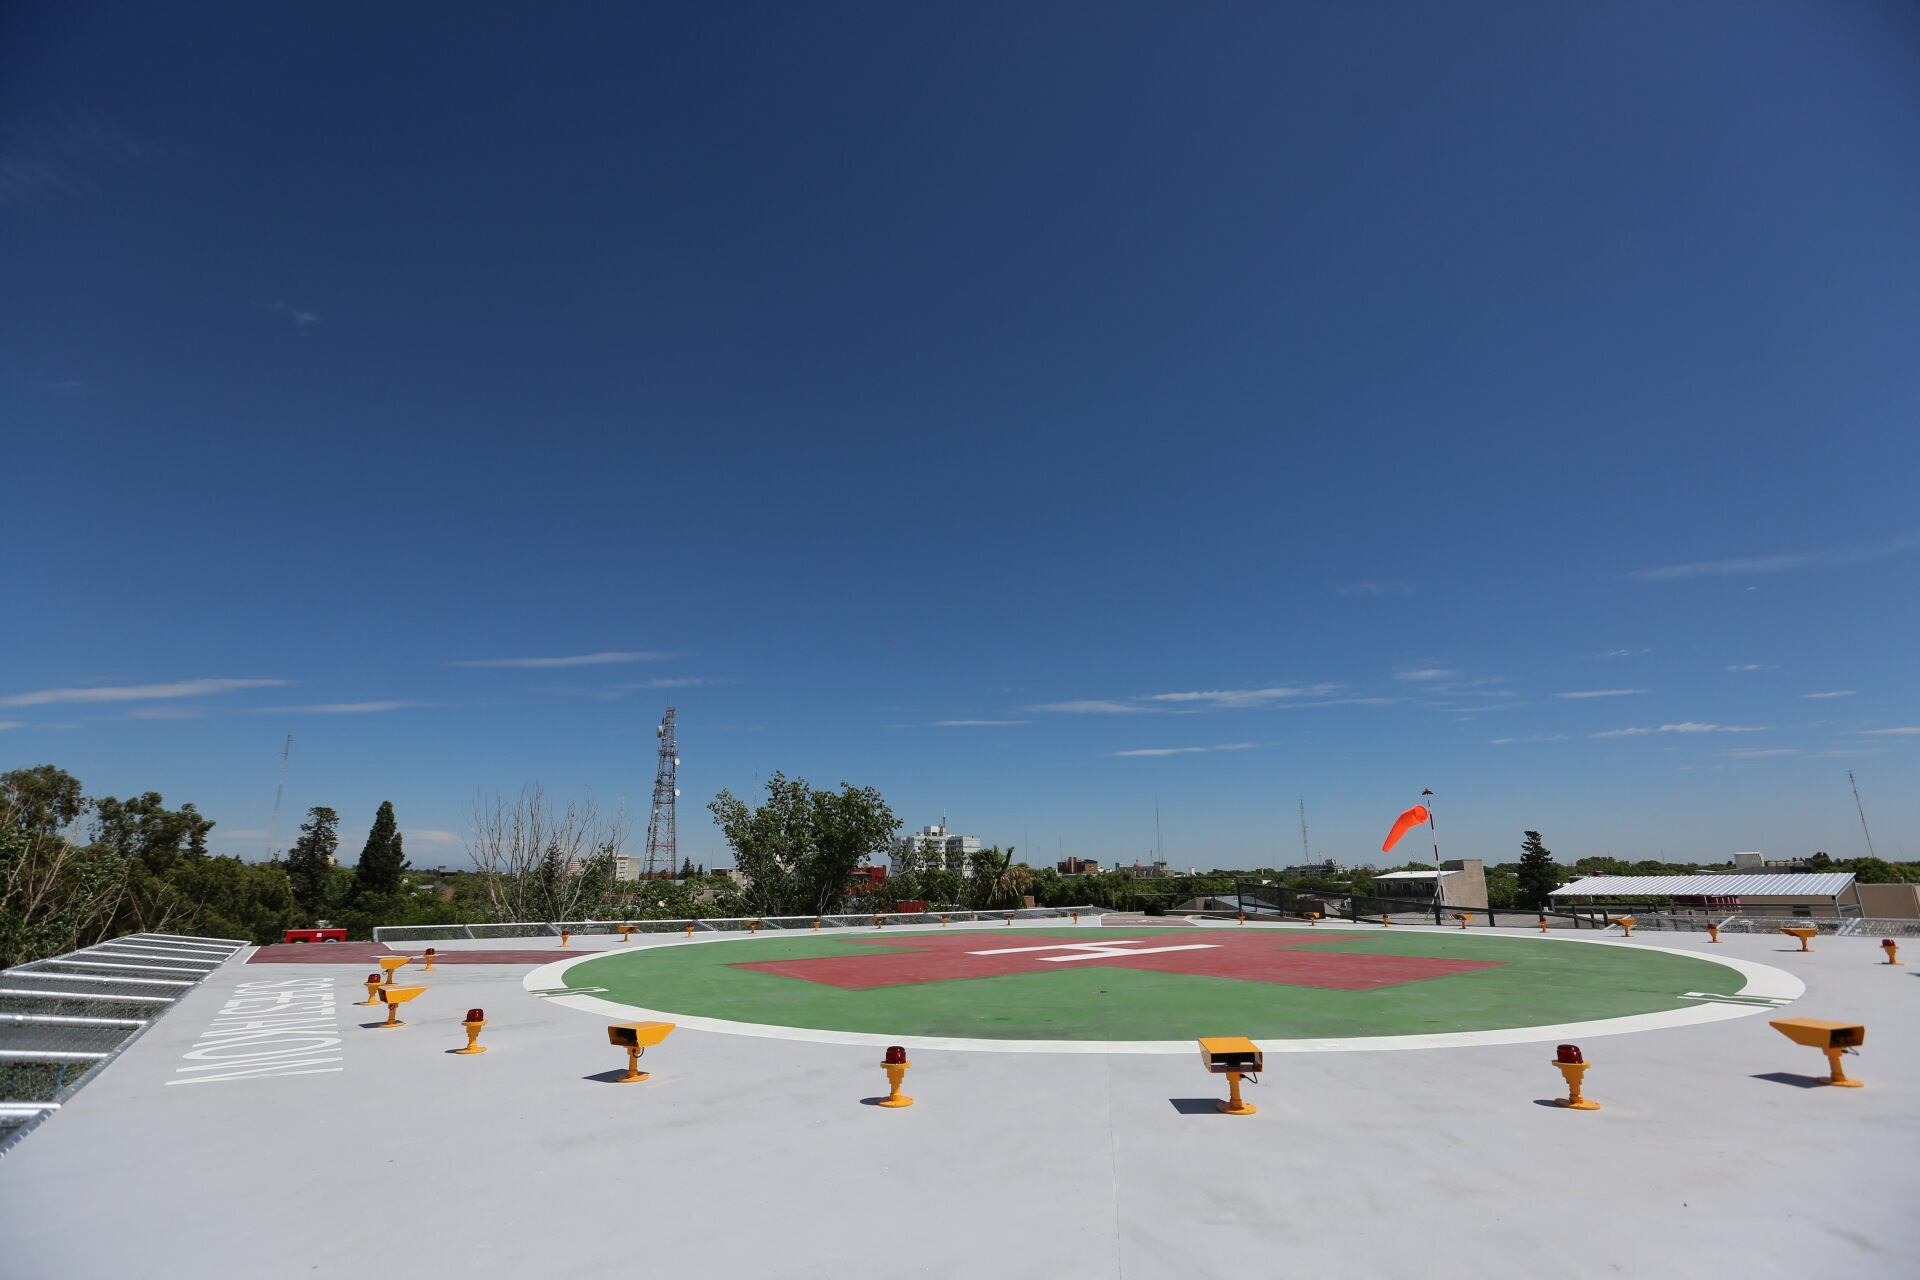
(1, 920), (1915, 1279)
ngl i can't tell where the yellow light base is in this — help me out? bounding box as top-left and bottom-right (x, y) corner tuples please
(1553, 1061), (1599, 1110)
(1216, 1070), (1256, 1116)
(878, 1062), (913, 1107)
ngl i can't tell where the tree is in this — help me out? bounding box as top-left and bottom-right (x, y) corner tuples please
(1, 764), (88, 833)
(285, 806), (339, 918)
(1517, 831), (1560, 909)
(90, 792), (213, 872)
(0, 825), (135, 968)
(708, 772), (898, 917)
(680, 857), (694, 879)
(466, 784), (627, 922)
(352, 801), (408, 898)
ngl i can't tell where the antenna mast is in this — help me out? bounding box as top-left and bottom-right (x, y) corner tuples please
(1299, 798), (1311, 864)
(1154, 798), (1163, 862)
(1849, 770), (1878, 860)
(644, 708), (680, 880)
(266, 732), (292, 860)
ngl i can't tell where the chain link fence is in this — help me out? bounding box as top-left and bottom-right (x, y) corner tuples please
(1, 932), (247, 1155)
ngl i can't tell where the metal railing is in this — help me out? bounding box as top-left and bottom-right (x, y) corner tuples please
(1, 932), (248, 1156)
(373, 905), (1103, 944)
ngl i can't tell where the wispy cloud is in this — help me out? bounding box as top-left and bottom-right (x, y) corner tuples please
(1111, 742), (1259, 758)
(1027, 699), (1158, 715)
(451, 652), (673, 669)
(0, 677), (286, 708)
(1394, 668), (1458, 683)
(0, 112), (152, 209)
(932, 719), (1030, 727)
(1490, 734), (1570, 745)
(253, 701), (428, 714)
(0, 721), (21, 731)
(615, 676), (734, 690)
(1627, 532), (1920, 581)
(404, 829), (463, 847)
(1596, 722), (1767, 737)
(267, 300), (320, 328)
(1140, 685), (1340, 708)
(128, 706), (207, 720)
(1337, 581), (1412, 596)
(1724, 663), (1766, 672)
(1725, 748), (1798, 759)
(1595, 648), (1652, 658)
(1800, 691), (1855, 700)
(1860, 726), (1920, 736)
(1556, 689), (1649, 699)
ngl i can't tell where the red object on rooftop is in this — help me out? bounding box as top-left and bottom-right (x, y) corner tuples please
(283, 928), (348, 944)
(1556, 1044), (1583, 1065)
(365, 973), (383, 985)
(883, 1045), (907, 1065)
(466, 1009), (485, 1023)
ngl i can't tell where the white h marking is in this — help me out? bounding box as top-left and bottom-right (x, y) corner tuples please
(966, 940), (1221, 963)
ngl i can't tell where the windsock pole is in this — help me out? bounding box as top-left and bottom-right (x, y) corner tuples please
(1423, 788), (1444, 924)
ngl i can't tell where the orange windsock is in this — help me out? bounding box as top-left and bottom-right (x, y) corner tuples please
(1382, 805), (1430, 853)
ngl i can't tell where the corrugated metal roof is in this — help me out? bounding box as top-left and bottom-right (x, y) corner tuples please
(1373, 869), (1460, 880)
(1549, 872), (1856, 898)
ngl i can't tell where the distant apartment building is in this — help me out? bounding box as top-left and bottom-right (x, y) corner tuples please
(1727, 851), (1812, 873)
(892, 823), (982, 873)
(1057, 856), (1102, 876)
(1283, 860), (1342, 879)
(1121, 858), (1171, 878)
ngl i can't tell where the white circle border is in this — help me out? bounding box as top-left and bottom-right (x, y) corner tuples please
(521, 923), (1803, 1056)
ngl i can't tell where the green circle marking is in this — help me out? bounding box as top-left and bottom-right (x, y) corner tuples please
(557, 928), (1749, 1042)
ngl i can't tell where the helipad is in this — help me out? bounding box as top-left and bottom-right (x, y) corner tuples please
(1, 918), (1915, 1279)
(531, 923), (1800, 1052)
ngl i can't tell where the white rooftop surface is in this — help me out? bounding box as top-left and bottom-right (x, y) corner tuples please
(2, 922), (1916, 1279)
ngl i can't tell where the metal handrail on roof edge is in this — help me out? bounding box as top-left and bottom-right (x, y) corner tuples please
(373, 905), (1106, 943)
(1, 932), (247, 1157)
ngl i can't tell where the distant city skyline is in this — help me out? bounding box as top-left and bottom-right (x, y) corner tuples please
(4, 5), (1916, 867)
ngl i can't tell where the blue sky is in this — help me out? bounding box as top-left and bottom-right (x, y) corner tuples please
(4, 3), (1918, 870)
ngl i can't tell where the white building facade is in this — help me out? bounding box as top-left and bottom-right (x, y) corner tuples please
(891, 823), (982, 874)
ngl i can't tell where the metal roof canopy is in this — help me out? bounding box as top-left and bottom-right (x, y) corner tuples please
(1550, 872), (1856, 898)
(1373, 870), (1461, 880)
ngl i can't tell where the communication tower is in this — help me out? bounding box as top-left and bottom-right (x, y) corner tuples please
(644, 708), (681, 880)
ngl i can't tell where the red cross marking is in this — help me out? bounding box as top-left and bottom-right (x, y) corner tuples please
(732, 931), (1500, 991)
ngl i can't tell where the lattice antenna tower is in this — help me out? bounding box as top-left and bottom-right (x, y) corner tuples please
(1299, 798), (1311, 863)
(266, 732), (292, 860)
(644, 708), (681, 880)
(1849, 770), (1878, 860)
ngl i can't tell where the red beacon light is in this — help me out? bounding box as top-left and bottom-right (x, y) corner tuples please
(466, 1008), (485, 1023)
(1556, 1044), (1584, 1065)
(366, 973), (383, 985)
(883, 1045), (907, 1065)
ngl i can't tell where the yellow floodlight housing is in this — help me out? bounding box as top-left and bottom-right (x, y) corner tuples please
(607, 1022), (676, 1050)
(373, 984), (425, 1028)
(1197, 1036), (1261, 1115)
(1770, 1019), (1863, 1051)
(1197, 1036), (1263, 1075)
